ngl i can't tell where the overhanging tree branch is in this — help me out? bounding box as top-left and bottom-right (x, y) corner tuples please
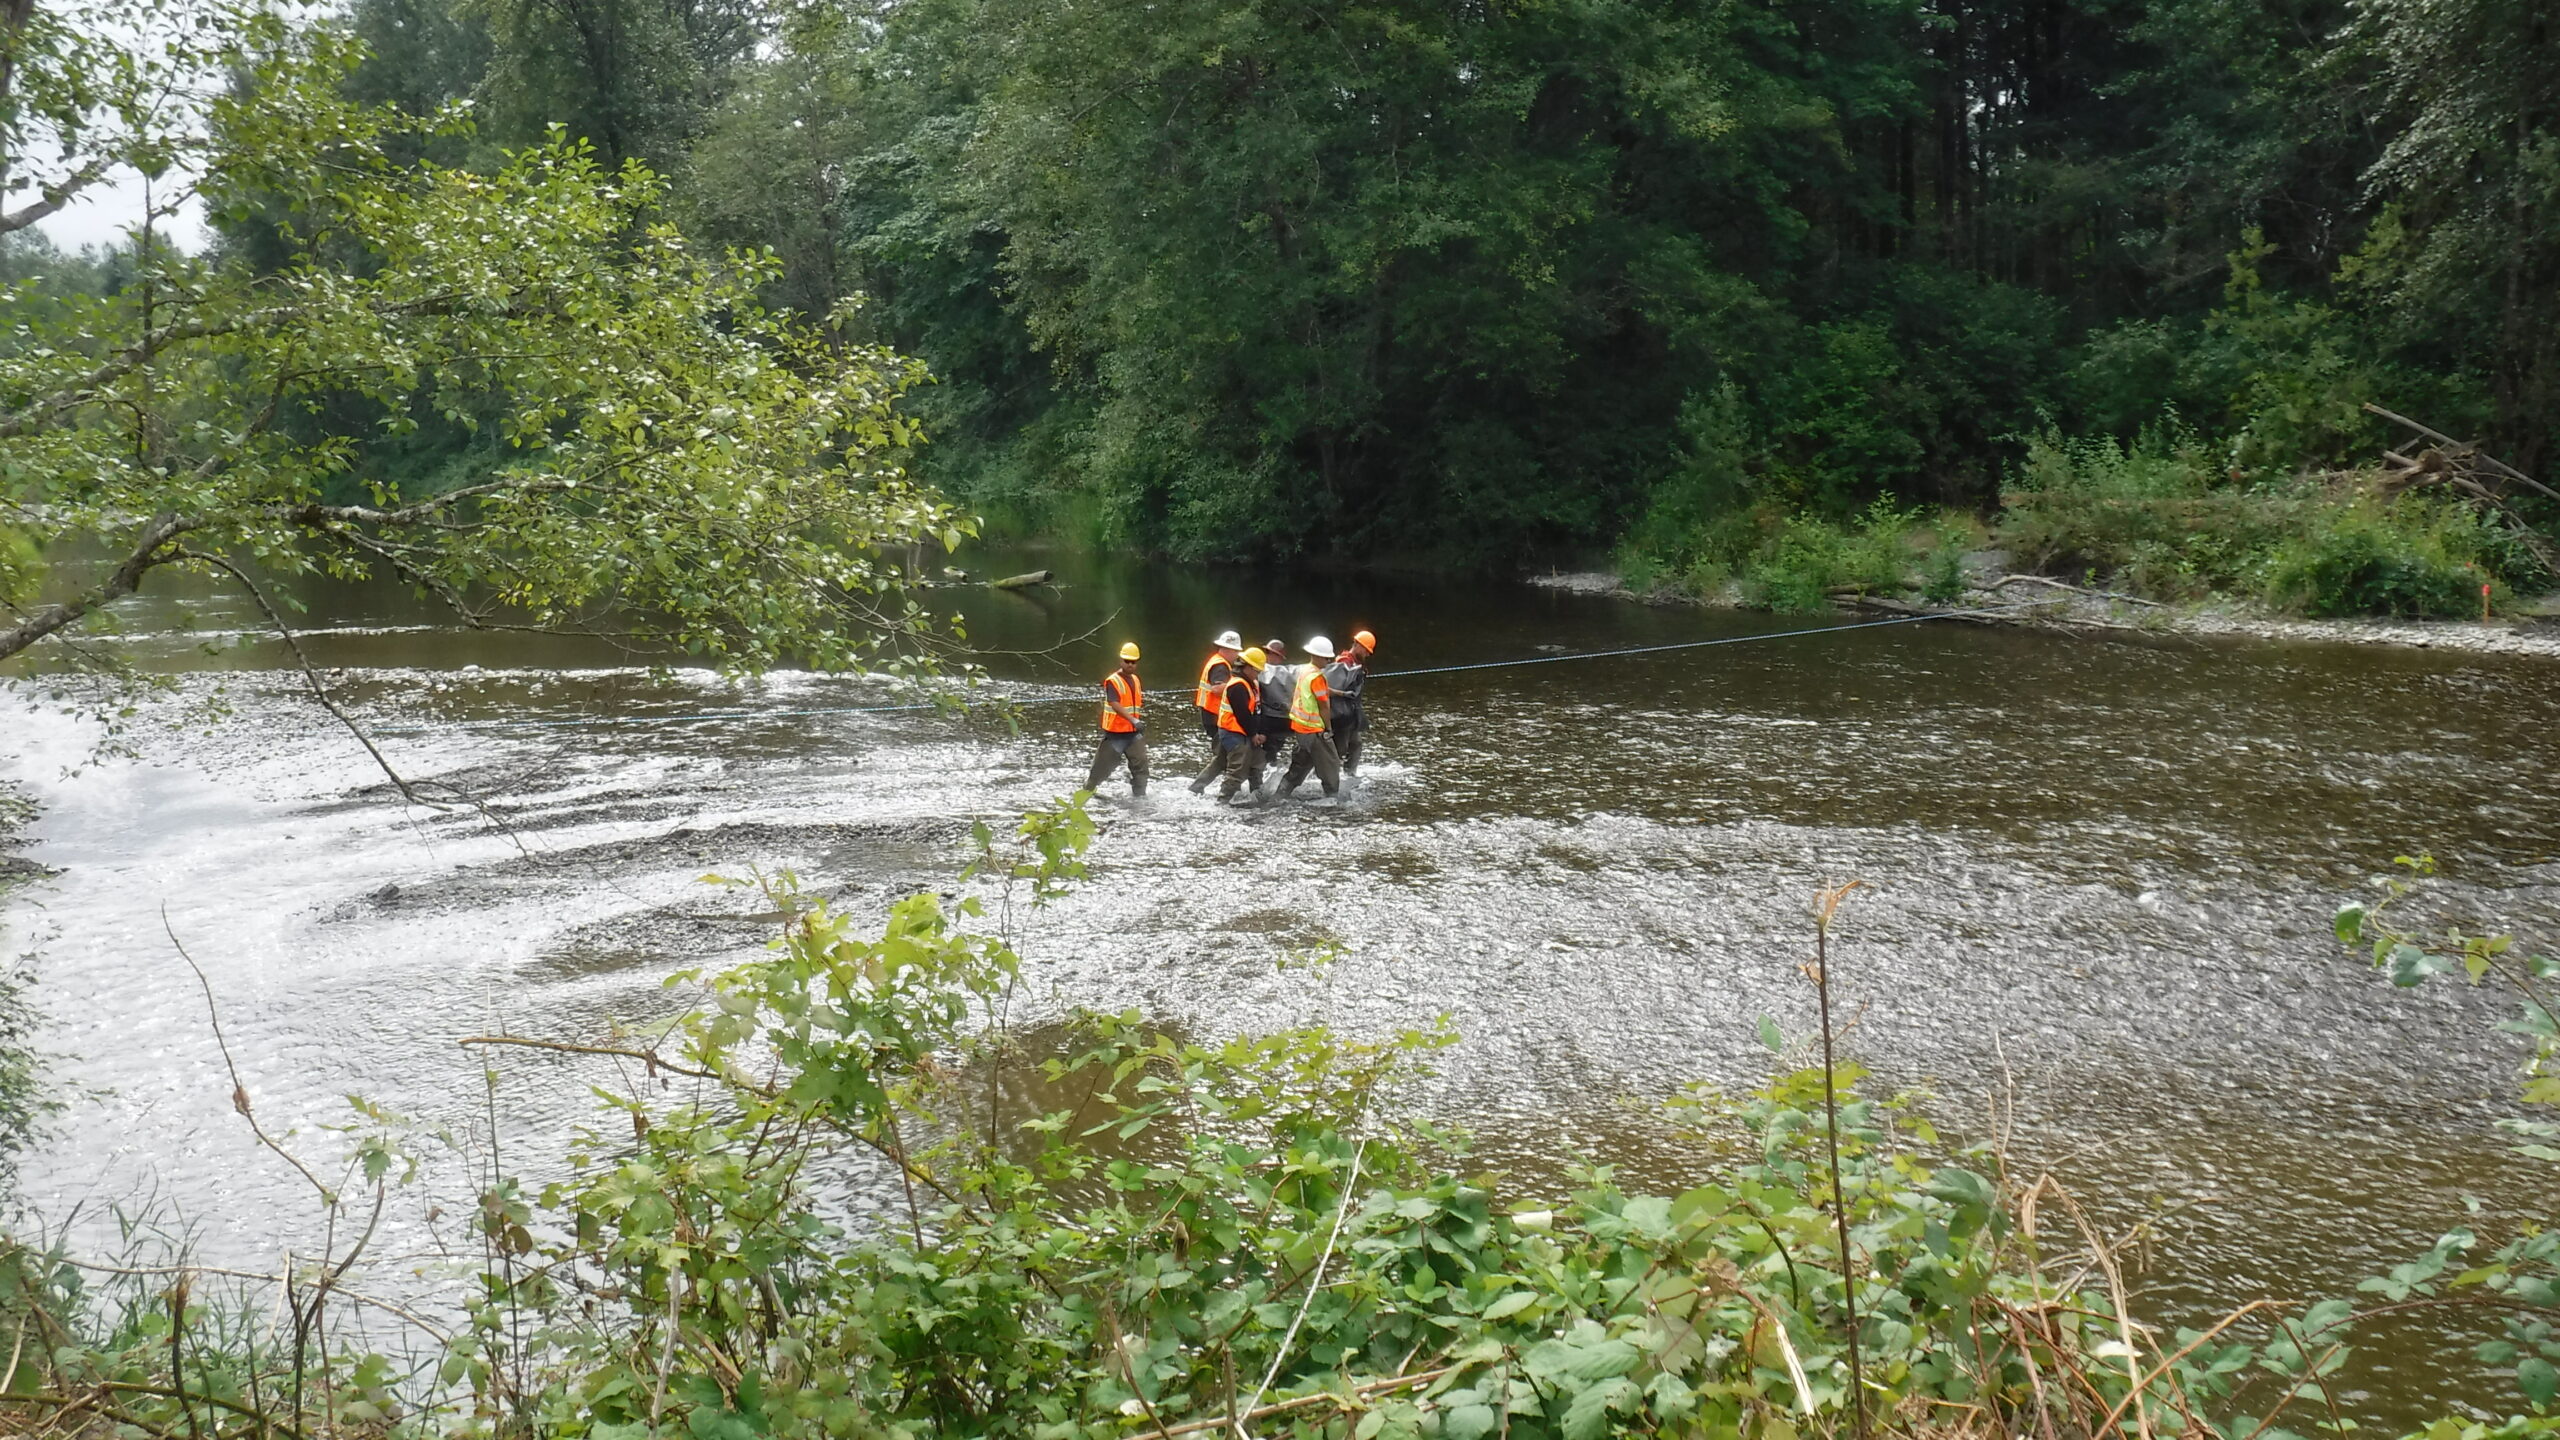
(0, 510), (196, 662)
(172, 548), (445, 811)
(0, 157), (110, 237)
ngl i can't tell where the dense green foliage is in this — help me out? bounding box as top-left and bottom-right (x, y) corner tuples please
(0, 1), (968, 677)
(8, 0), (2551, 601)
(243, 0), (2560, 573)
(1, 802), (2556, 1438)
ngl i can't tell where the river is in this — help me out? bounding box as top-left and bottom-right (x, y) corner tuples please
(3, 545), (2556, 1422)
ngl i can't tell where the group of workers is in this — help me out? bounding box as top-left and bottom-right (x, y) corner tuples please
(1083, 628), (1378, 805)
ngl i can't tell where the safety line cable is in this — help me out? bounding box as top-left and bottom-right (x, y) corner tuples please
(1365, 602), (2032, 678)
(368, 602), (2034, 735)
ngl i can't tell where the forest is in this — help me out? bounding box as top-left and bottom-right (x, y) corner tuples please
(118, 0), (2558, 600)
(1, 0), (2550, 611)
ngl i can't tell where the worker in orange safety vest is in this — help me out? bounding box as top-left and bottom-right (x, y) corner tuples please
(1083, 642), (1148, 798)
(1205, 647), (1269, 802)
(1192, 629), (1243, 756)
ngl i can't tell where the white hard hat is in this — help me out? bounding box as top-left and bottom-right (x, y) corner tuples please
(1213, 629), (1243, 650)
(1303, 635), (1337, 660)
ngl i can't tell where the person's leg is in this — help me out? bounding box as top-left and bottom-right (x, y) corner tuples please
(1309, 732), (1341, 796)
(1191, 738), (1226, 792)
(1216, 736), (1250, 800)
(1336, 711), (1363, 774)
(1084, 734), (1123, 792)
(1126, 733), (1149, 796)
(1278, 736), (1315, 795)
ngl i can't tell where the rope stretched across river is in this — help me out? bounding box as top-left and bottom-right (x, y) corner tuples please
(1366, 602), (2030, 677)
(373, 601), (2034, 735)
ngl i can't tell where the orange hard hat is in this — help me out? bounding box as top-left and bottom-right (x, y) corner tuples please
(1351, 629), (1377, 652)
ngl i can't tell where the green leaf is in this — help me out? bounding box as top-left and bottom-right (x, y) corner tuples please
(2520, 1356), (2558, 1407)
(1757, 1015), (1784, 1052)
(1622, 1196), (1675, 1241)
(1482, 1290), (1539, 1321)
(2387, 943), (2453, 987)
(1442, 1404), (1497, 1440)
(2333, 904), (2367, 945)
(1926, 1165), (1996, 1234)
(1561, 1377), (1637, 1440)
(1523, 1332), (1640, 1385)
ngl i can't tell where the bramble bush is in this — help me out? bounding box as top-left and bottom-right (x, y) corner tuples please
(3, 801), (2557, 1439)
(1999, 423), (2539, 614)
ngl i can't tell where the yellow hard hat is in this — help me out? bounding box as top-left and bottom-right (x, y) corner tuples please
(1240, 646), (1267, 668)
(1118, 642), (1141, 660)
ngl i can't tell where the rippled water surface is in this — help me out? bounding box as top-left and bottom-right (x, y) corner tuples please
(5, 549), (2557, 1421)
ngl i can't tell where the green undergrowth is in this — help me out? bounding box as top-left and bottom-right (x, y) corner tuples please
(2002, 425), (2548, 617)
(1618, 423), (2552, 620)
(1618, 501), (1974, 614)
(0, 799), (2556, 1440)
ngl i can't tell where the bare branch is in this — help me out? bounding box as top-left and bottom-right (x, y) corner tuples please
(173, 548), (446, 811)
(2364, 402), (2559, 502)
(163, 910), (339, 1209)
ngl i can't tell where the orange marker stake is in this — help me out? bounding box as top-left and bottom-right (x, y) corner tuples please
(2483, 581), (2494, 624)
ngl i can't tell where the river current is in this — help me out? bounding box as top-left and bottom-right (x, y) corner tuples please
(3, 548), (2556, 1419)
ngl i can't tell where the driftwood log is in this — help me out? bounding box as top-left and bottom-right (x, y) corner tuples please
(989, 569), (1055, 591)
(2363, 405), (2558, 575)
(2365, 404), (2557, 502)
(1986, 573), (2164, 607)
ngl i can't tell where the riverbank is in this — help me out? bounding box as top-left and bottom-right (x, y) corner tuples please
(1531, 564), (2560, 660)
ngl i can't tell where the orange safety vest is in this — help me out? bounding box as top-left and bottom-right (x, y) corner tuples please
(1216, 677), (1257, 734)
(1194, 652), (1232, 710)
(1288, 667), (1330, 734)
(1100, 670), (1142, 733)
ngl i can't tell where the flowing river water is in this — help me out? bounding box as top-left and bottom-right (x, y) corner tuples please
(4, 546), (2557, 1423)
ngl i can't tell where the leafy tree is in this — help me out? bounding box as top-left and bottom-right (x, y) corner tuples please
(473, 0), (764, 168)
(2344, 0), (2560, 477)
(860, 0), (1814, 563)
(0, 4), (965, 684)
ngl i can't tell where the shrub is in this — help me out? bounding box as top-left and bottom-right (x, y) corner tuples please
(1737, 505), (1930, 612)
(1999, 422), (2299, 597)
(2262, 500), (2502, 618)
(1998, 420), (2547, 613)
